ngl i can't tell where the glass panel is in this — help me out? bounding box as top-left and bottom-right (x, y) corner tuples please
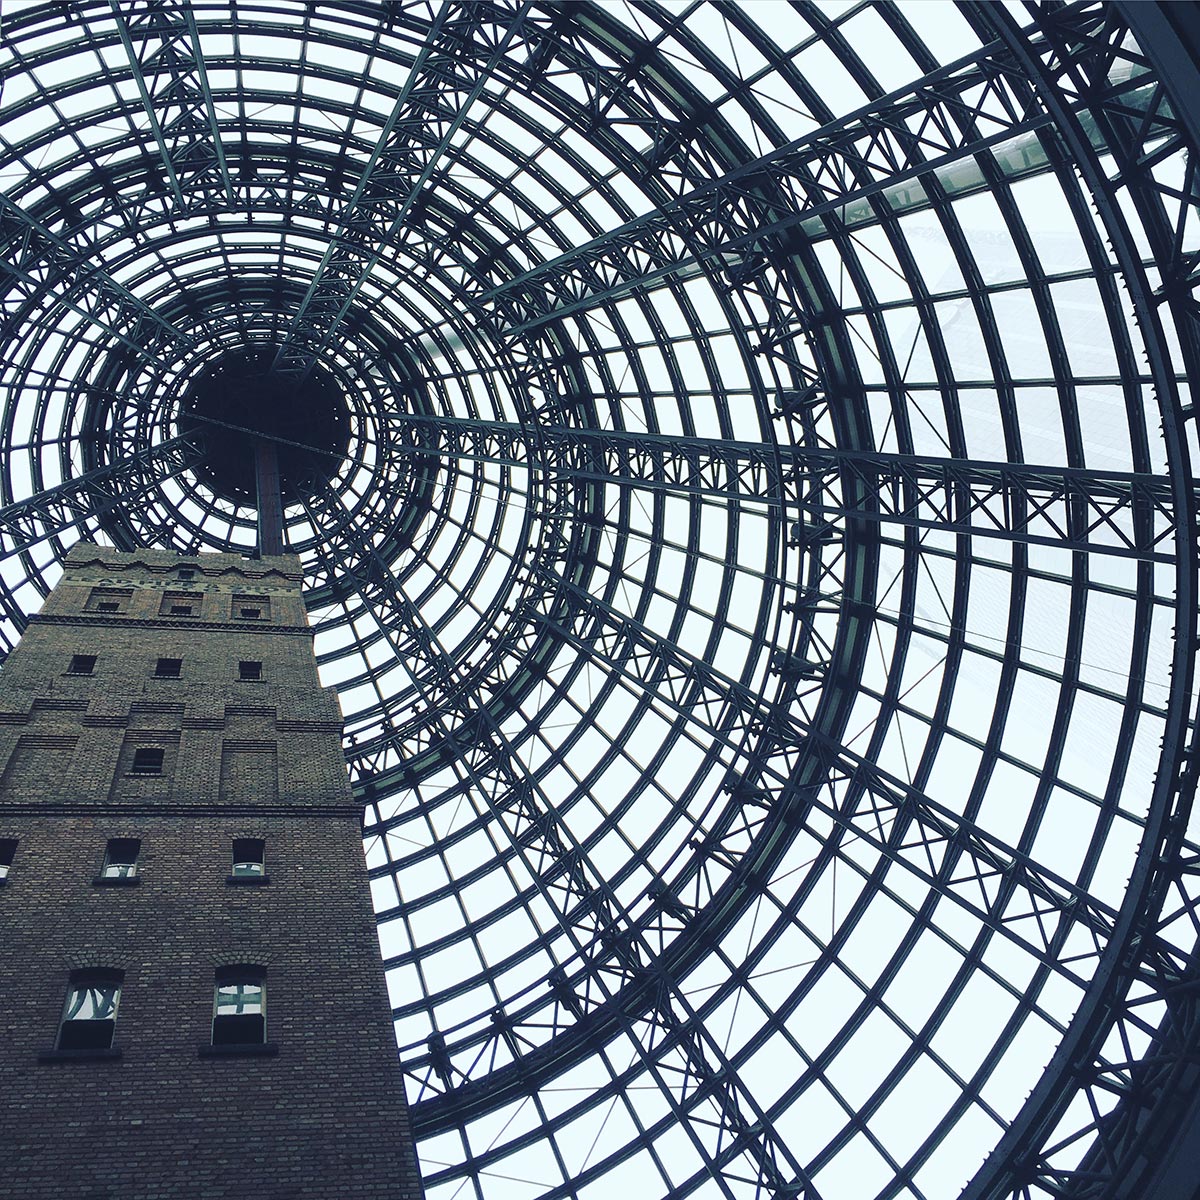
(131, 748), (163, 774)
(215, 981), (264, 1017)
(101, 839), (139, 878)
(64, 982), (121, 1023)
(212, 976), (266, 1044)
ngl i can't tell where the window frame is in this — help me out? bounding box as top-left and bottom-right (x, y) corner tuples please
(129, 747), (165, 776)
(96, 837), (141, 886)
(153, 657), (182, 679)
(238, 660), (263, 682)
(86, 587), (131, 614)
(0, 836), (17, 883)
(201, 965), (277, 1056)
(66, 654), (96, 676)
(161, 590), (199, 618)
(44, 968), (125, 1059)
(229, 837), (268, 885)
(232, 593), (270, 621)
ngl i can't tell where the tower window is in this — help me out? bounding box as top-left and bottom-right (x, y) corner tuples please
(230, 838), (267, 883)
(233, 594), (270, 621)
(161, 591), (199, 617)
(211, 967), (266, 1045)
(99, 837), (140, 882)
(130, 747), (164, 775)
(177, 567), (195, 580)
(238, 660), (262, 681)
(154, 657), (182, 678)
(67, 654), (96, 675)
(86, 587), (132, 614)
(0, 837), (17, 882)
(57, 970), (123, 1051)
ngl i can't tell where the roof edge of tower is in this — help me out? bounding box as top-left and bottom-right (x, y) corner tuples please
(63, 543), (305, 582)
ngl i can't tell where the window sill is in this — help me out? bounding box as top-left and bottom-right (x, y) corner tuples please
(93, 875), (140, 887)
(39, 1047), (122, 1062)
(226, 874), (270, 886)
(198, 1042), (278, 1058)
(125, 772), (163, 778)
(63, 672), (94, 678)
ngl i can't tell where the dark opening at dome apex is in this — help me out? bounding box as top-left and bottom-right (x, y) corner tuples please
(179, 347), (350, 504)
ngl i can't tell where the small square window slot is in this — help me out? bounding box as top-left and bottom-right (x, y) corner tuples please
(87, 587), (132, 614)
(67, 654), (96, 676)
(239, 660), (262, 681)
(154, 657), (182, 678)
(161, 591), (199, 617)
(130, 747), (164, 776)
(232, 594), (270, 621)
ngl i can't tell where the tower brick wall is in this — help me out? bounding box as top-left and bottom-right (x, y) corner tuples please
(0, 544), (422, 1198)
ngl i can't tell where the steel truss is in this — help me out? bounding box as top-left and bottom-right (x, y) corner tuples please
(955, 4), (1200, 1197)
(109, 0), (233, 211)
(379, 415), (1183, 563)
(306, 474), (835, 1199)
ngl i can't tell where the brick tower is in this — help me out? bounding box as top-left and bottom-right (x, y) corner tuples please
(0, 542), (422, 1198)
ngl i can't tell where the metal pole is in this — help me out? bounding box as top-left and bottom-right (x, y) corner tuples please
(253, 438), (284, 556)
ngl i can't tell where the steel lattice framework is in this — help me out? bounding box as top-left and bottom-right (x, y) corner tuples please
(2, 2), (1199, 1198)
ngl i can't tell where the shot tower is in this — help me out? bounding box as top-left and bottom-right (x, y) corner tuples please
(0, 542), (421, 1197)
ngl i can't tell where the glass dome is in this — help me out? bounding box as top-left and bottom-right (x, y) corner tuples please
(1, 2), (1199, 1197)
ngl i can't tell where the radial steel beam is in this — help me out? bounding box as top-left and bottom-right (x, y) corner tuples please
(0, 195), (192, 359)
(270, 1), (536, 379)
(952, 4), (1200, 1197)
(405, 547), (1126, 1168)
(535, 566), (1123, 965)
(0, 432), (201, 566)
(109, 0), (233, 210)
(380, 414), (1181, 561)
(446, 41), (1049, 334)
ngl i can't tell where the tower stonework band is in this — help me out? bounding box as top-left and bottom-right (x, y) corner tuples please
(0, 544), (421, 1197)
